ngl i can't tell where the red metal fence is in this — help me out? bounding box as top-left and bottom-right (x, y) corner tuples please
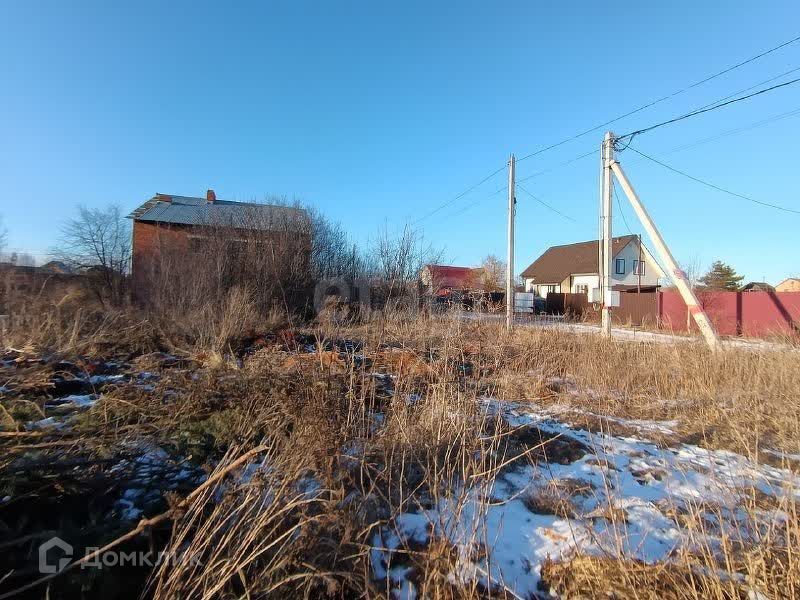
(658, 290), (800, 337)
(542, 289), (800, 338)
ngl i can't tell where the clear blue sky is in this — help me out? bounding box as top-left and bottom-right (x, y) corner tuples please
(1, 1), (799, 283)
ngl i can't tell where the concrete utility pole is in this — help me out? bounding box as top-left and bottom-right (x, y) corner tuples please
(610, 160), (720, 352)
(506, 154), (516, 332)
(600, 132), (614, 337)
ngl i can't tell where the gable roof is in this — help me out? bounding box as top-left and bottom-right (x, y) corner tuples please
(127, 194), (306, 230)
(423, 265), (477, 289)
(777, 277), (800, 286)
(742, 281), (775, 292)
(520, 235), (638, 282)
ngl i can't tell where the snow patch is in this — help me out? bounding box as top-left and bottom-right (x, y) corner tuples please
(371, 398), (800, 598)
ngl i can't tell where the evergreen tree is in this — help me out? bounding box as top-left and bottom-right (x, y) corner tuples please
(699, 260), (744, 291)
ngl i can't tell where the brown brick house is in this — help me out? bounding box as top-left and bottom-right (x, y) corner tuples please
(127, 190), (309, 302)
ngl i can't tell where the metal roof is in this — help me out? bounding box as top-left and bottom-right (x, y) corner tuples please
(423, 265), (478, 289)
(127, 194), (306, 230)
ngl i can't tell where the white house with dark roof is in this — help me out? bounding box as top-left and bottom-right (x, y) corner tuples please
(520, 235), (664, 298)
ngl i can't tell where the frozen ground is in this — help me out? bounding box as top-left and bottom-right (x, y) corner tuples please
(371, 398), (800, 599)
(459, 312), (794, 352)
(3, 342), (797, 599)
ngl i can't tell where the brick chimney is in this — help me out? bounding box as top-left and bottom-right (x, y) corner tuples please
(206, 189), (216, 203)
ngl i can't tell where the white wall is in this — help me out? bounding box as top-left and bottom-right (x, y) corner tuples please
(523, 240), (663, 296)
(569, 274), (598, 293)
(611, 241), (662, 287)
(524, 278), (559, 297)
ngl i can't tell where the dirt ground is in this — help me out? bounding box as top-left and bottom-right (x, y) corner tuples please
(2, 316), (799, 599)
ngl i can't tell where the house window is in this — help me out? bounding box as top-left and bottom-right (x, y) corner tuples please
(615, 258), (625, 275)
(575, 284), (588, 295)
(633, 260), (646, 276)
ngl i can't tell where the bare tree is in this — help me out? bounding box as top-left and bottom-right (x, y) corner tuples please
(675, 256), (705, 290)
(476, 254), (506, 291)
(309, 209), (368, 283)
(57, 205), (131, 306)
(369, 224), (442, 312)
(0, 216), (7, 257)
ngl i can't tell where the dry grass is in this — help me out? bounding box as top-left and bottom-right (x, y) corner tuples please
(2, 308), (799, 598)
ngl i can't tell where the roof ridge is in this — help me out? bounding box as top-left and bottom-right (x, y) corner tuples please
(543, 234), (636, 251)
(520, 234), (642, 282)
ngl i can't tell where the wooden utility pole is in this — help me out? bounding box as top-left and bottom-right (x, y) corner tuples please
(506, 154), (516, 332)
(600, 132), (614, 337)
(610, 160), (719, 351)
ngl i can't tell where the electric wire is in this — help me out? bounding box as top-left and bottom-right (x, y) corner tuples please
(413, 164), (506, 224)
(516, 34), (800, 163)
(516, 183), (578, 222)
(417, 34), (800, 224)
(627, 145), (800, 214)
(438, 103), (800, 223)
(659, 106), (800, 155)
(617, 77), (800, 141)
(612, 179), (634, 234)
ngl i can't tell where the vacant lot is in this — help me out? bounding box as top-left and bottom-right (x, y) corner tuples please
(1, 311), (799, 599)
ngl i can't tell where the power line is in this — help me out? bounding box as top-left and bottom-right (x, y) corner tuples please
(627, 145), (800, 215)
(413, 164), (506, 224)
(617, 77), (800, 141)
(447, 103), (800, 224)
(418, 34), (800, 226)
(435, 147), (600, 222)
(689, 65), (800, 114)
(441, 185), (507, 220)
(516, 183), (578, 222)
(517, 149), (598, 184)
(660, 106), (800, 155)
(612, 179), (634, 234)
(516, 33), (800, 163)
(513, 66), (800, 181)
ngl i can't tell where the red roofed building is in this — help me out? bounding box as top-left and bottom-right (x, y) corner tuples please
(420, 264), (479, 297)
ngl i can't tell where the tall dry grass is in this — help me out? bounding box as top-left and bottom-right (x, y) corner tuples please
(3, 306), (799, 599)
(136, 315), (800, 598)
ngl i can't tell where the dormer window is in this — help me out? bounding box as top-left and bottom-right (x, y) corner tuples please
(615, 258), (625, 275)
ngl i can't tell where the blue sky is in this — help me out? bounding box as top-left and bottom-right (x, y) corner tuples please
(1, 1), (799, 283)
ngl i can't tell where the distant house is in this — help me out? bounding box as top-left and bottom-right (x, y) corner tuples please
(419, 265), (478, 297)
(741, 281), (775, 292)
(776, 277), (800, 293)
(0, 262), (82, 316)
(127, 190), (308, 299)
(520, 235), (664, 298)
(39, 261), (73, 275)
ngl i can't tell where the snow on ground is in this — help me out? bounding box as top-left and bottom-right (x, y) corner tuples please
(371, 398), (800, 599)
(45, 393), (98, 409)
(459, 312), (796, 352)
(111, 442), (207, 521)
(25, 416), (68, 431)
(559, 409), (679, 436)
(89, 373), (126, 385)
(764, 449), (800, 463)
